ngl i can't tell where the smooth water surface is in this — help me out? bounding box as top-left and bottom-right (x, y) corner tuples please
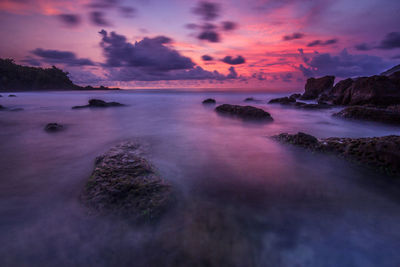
(0, 91), (399, 267)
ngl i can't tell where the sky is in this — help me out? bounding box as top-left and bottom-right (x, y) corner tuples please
(0, 0), (400, 90)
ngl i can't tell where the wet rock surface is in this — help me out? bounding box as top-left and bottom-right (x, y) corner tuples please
(333, 106), (400, 124)
(215, 104), (273, 121)
(300, 76), (335, 100)
(45, 123), (64, 132)
(202, 98), (216, 104)
(72, 99), (124, 109)
(273, 132), (400, 176)
(81, 142), (173, 222)
(268, 96), (296, 105)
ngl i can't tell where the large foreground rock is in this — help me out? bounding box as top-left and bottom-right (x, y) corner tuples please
(273, 132), (400, 176)
(333, 106), (400, 124)
(215, 104), (273, 121)
(81, 142), (173, 222)
(300, 76), (335, 100)
(72, 99), (124, 109)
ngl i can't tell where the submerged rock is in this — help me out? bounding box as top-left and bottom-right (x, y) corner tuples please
(333, 106), (400, 124)
(0, 105), (5, 110)
(244, 97), (255, 102)
(45, 123), (64, 132)
(300, 76), (335, 100)
(273, 132), (400, 176)
(202, 98), (216, 104)
(215, 104), (273, 121)
(72, 99), (124, 109)
(81, 142), (173, 222)
(268, 96), (296, 105)
(8, 94), (16, 97)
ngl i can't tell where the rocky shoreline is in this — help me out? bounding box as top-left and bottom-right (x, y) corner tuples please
(272, 132), (400, 177)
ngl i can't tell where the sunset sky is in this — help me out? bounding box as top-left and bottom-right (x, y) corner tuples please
(1, 0), (400, 90)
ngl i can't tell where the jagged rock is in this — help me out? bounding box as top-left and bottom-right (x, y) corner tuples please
(294, 101), (332, 109)
(289, 93), (301, 99)
(333, 106), (400, 124)
(45, 123), (64, 132)
(268, 96), (296, 104)
(72, 99), (124, 109)
(329, 78), (354, 104)
(273, 132), (400, 176)
(381, 64), (400, 76)
(202, 98), (216, 104)
(215, 104), (273, 121)
(81, 142), (173, 222)
(300, 76), (335, 100)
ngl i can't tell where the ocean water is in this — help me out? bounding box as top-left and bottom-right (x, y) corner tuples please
(0, 90), (399, 267)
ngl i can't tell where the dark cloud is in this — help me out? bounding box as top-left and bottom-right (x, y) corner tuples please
(280, 73), (293, 82)
(202, 55), (214, 61)
(30, 48), (95, 66)
(307, 39), (338, 47)
(354, 43), (371, 51)
(252, 72), (267, 81)
(58, 14), (81, 27)
(88, 0), (120, 9)
(377, 32), (400, 49)
(193, 1), (220, 21)
(98, 30), (238, 81)
(198, 30), (220, 42)
(185, 23), (199, 30)
(118, 6), (136, 18)
(221, 21), (237, 31)
(222, 55), (246, 65)
(90, 11), (112, 26)
(297, 48), (389, 78)
(282, 32), (304, 41)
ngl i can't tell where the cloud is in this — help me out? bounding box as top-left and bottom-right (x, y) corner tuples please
(88, 0), (121, 9)
(89, 11), (111, 26)
(198, 30), (220, 42)
(222, 55), (246, 65)
(21, 57), (42, 66)
(297, 48), (389, 78)
(30, 48), (95, 66)
(221, 21), (237, 31)
(193, 1), (220, 21)
(307, 39), (338, 47)
(118, 6), (136, 18)
(354, 43), (371, 51)
(282, 33), (304, 41)
(202, 55), (213, 61)
(377, 32), (400, 50)
(58, 14), (81, 27)
(98, 30), (238, 81)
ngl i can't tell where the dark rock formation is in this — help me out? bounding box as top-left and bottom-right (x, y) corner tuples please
(268, 96), (296, 105)
(300, 76), (335, 100)
(381, 64), (400, 76)
(273, 132), (400, 176)
(244, 97), (255, 102)
(202, 98), (216, 104)
(289, 93), (301, 99)
(0, 105), (5, 110)
(81, 142), (172, 222)
(72, 99), (124, 109)
(8, 94), (16, 97)
(215, 104), (273, 121)
(333, 106), (400, 124)
(45, 123), (64, 132)
(0, 94), (2, 97)
(294, 102), (332, 109)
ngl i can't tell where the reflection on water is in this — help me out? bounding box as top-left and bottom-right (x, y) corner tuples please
(0, 91), (400, 266)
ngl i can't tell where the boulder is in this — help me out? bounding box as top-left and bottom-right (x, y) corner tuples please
(202, 98), (216, 104)
(268, 96), (296, 105)
(244, 97), (256, 102)
(333, 106), (400, 124)
(289, 93), (301, 99)
(45, 123), (64, 132)
(215, 104), (273, 121)
(273, 132), (400, 176)
(81, 142), (173, 222)
(300, 76), (335, 100)
(72, 99), (124, 109)
(8, 94), (16, 97)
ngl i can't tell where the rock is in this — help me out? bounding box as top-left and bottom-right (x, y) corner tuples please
(244, 97), (255, 102)
(300, 76), (335, 100)
(45, 123), (64, 132)
(8, 94), (16, 97)
(0, 105), (5, 110)
(215, 104), (273, 121)
(388, 71), (400, 89)
(0, 94), (2, 97)
(81, 142), (173, 222)
(72, 99), (124, 109)
(268, 96), (296, 104)
(289, 93), (301, 99)
(333, 106), (400, 124)
(294, 101), (332, 109)
(329, 78), (354, 104)
(381, 64), (400, 76)
(202, 98), (216, 104)
(273, 132), (400, 176)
